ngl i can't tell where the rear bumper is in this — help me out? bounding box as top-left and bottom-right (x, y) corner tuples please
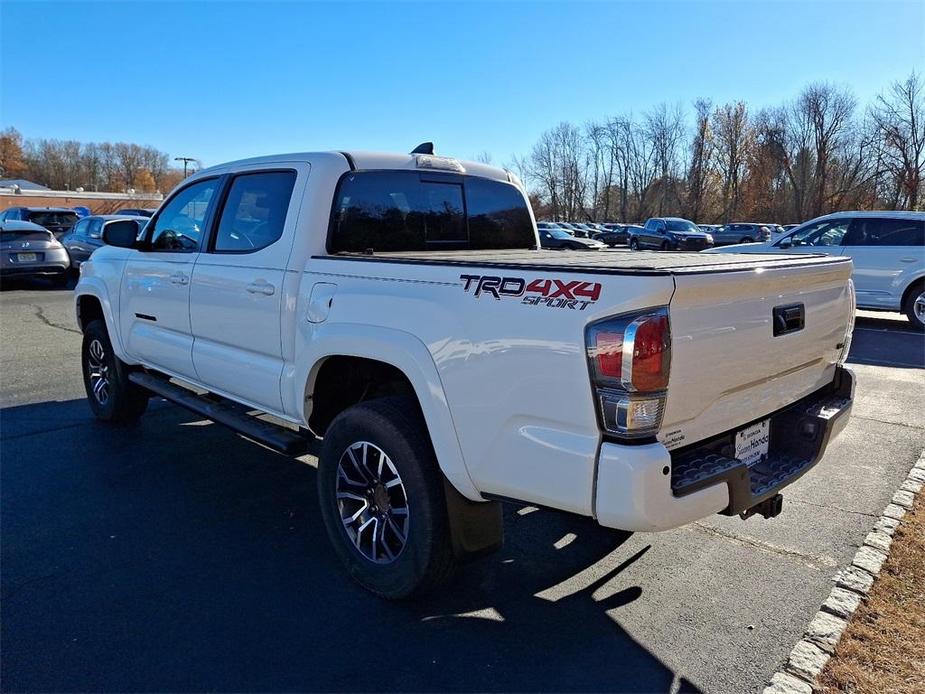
(595, 366), (854, 532)
(1, 249), (70, 277)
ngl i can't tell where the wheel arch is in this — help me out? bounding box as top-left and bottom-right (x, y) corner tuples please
(74, 280), (132, 363)
(293, 323), (482, 501)
(900, 273), (925, 309)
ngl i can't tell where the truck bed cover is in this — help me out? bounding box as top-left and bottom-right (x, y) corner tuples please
(321, 249), (850, 276)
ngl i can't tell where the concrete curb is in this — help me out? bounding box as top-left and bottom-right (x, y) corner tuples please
(762, 451), (925, 694)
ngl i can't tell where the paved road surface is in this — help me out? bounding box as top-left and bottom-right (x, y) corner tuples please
(2, 277), (923, 693)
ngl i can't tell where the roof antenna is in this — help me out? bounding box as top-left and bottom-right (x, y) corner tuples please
(411, 142), (434, 155)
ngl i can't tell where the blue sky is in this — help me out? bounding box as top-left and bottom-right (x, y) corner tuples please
(2, 1), (923, 168)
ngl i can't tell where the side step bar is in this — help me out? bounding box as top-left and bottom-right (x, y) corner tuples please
(129, 372), (313, 456)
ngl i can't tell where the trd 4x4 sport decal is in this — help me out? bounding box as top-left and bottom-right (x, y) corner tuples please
(460, 274), (602, 311)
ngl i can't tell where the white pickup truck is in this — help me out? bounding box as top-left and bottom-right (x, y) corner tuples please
(74, 147), (856, 598)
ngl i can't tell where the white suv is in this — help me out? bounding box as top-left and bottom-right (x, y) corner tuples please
(709, 211), (925, 329)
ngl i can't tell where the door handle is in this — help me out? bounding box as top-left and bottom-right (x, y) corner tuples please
(900, 257), (917, 263)
(169, 272), (189, 286)
(246, 280), (275, 296)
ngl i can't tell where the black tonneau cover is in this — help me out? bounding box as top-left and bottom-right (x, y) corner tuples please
(321, 249), (851, 276)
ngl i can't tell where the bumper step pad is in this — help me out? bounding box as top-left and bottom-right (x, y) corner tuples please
(668, 367), (855, 516)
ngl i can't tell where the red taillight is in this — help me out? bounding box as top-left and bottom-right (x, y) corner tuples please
(629, 314), (669, 391)
(586, 308), (670, 438)
(595, 331), (624, 379)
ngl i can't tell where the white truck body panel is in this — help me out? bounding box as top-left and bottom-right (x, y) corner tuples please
(75, 150), (856, 534)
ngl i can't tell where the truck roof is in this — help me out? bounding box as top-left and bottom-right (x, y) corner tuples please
(321, 249), (852, 276)
(197, 150), (513, 183)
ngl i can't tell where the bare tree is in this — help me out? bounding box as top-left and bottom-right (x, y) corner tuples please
(871, 72), (925, 209)
(685, 98), (714, 221)
(645, 103), (686, 215)
(713, 102), (750, 221)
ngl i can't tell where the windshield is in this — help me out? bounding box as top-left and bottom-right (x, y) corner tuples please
(548, 229), (573, 239)
(27, 211), (78, 228)
(665, 220), (699, 232)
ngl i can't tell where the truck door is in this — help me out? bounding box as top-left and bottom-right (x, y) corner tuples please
(120, 177), (220, 380)
(189, 165), (306, 413)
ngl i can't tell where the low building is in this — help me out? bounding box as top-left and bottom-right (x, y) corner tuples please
(0, 184), (163, 215)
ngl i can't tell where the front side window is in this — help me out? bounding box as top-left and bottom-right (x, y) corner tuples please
(213, 171), (296, 252)
(147, 178), (217, 252)
(843, 218), (925, 247)
(329, 171), (535, 253)
(783, 220), (850, 248)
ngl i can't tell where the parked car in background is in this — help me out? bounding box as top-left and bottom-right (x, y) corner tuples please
(115, 208), (156, 217)
(594, 224), (632, 246)
(783, 224), (800, 232)
(73, 206), (92, 218)
(630, 217), (714, 251)
(0, 207), (80, 238)
(538, 225), (606, 250)
(697, 224), (723, 235)
(61, 215), (149, 270)
(557, 222), (588, 238)
(711, 223), (773, 245)
(708, 211), (925, 328)
(0, 220), (70, 285)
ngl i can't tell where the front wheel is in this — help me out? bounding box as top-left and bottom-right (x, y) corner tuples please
(317, 397), (455, 599)
(903, 282), (925, 330)
(629, 238), (639, 250)
(660, 241), (670, 251)
(81, 320), (149, 422)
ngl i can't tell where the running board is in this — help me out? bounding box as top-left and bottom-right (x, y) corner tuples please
(129, 372), (312, 456)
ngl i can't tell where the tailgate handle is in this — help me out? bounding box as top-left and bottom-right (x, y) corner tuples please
(773, 303), (805, 336)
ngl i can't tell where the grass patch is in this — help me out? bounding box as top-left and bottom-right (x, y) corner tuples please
(817, 491), (925, 694)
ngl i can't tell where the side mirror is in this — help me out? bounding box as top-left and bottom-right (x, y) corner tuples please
(103, 220), (140, 249)
(778, 238), (793, 249)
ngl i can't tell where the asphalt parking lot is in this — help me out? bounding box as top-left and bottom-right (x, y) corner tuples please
(2, 271), (923, 694)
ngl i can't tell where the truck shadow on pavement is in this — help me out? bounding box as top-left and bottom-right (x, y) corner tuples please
(847, 315), (925, 369)
(1, 398), (700, 693)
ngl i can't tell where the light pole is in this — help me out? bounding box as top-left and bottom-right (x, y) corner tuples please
(174, 156), (197, 178)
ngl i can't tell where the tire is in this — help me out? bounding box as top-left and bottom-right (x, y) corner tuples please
(740, 237), (754, 243)
(903, 281), (925, 330)
(317, 397), (455, 599)
(81, 319), (149, 423)
(629, 238), (639, 250)
(660, 241), (670, 251)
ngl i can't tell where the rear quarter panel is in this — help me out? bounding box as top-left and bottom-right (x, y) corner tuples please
(295, 256), (675, 514)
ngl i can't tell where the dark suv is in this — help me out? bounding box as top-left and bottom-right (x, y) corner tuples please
(630, 217), (714, 251)
(0, 207), (80, 238)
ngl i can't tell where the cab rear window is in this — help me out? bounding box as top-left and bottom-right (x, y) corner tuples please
(328, 171), (536, 253)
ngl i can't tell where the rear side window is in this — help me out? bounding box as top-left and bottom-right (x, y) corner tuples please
(213, 171), (297, 252)
(843, 218), (924, 247)
(328, 171), (535, 253)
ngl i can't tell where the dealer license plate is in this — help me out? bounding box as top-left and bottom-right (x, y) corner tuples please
(17, 252), (37, 263)
(735, 419), (770, 468)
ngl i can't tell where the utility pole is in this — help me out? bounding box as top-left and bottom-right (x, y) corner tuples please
(174, 156), (197, 178)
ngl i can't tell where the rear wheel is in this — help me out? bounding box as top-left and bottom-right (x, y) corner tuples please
(81, 320), (149, 422)
(317, 397), (455, 599)
(903, 282), (925, 330)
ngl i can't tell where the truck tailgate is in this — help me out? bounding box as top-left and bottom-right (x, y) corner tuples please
(660, 257), (854, 450)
